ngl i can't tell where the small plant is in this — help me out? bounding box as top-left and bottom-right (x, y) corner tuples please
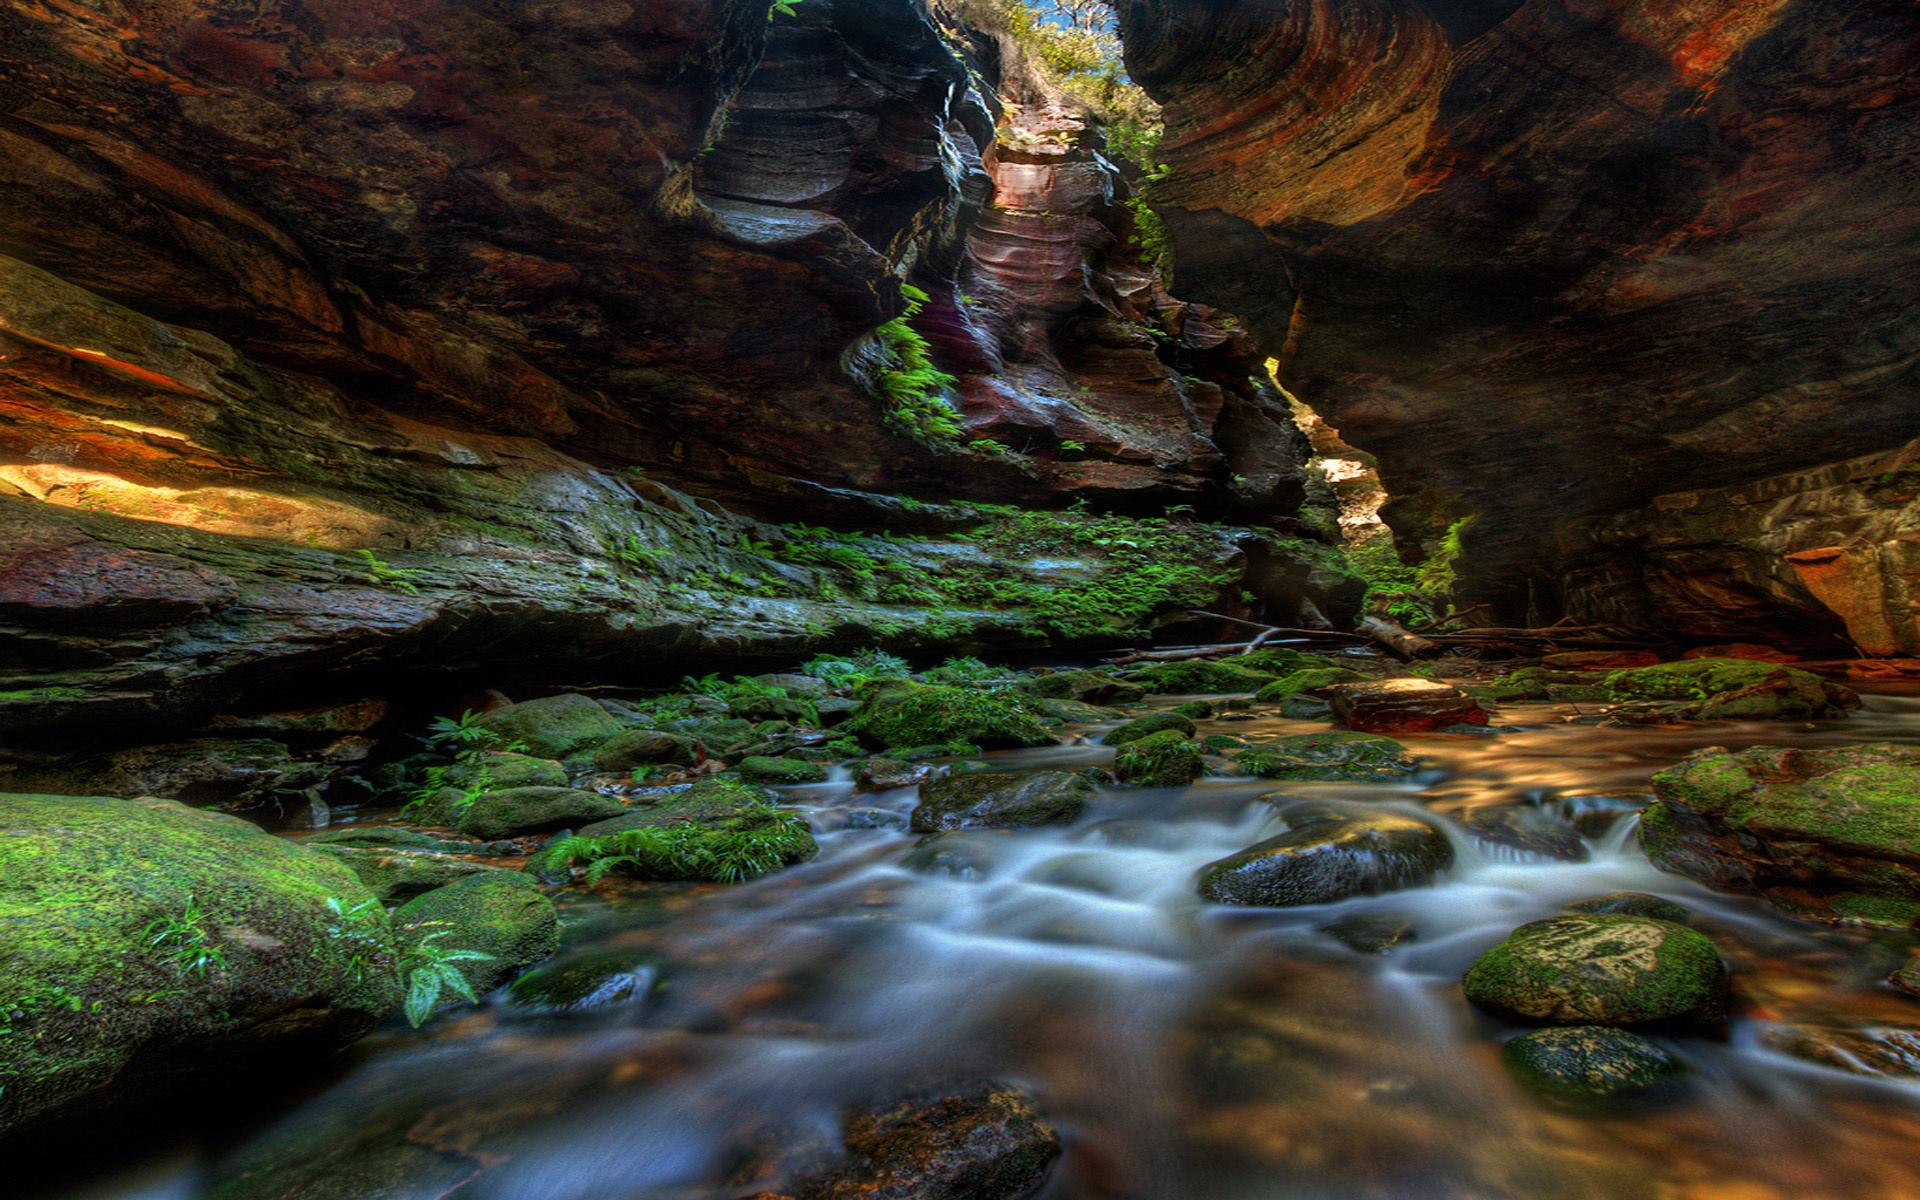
(325, 896), (392, 983)
(143, 896), (223, 978)
(355, 548), (424, 594)
(1058, 439), (1087, 454)
(873, 284), (964, 444)
(548, 814), (814, 885)
(607, 534), (666, 576)
(768, 0), (802, 18)
(968, 439), (1011, 457)
(400, 927), (494, 1027)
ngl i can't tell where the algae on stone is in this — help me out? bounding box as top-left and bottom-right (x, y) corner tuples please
(848, 681), (1053, 751)
(1112, 730), (1205, 787)
(1463, 915), (1729, 1029)
(1233, 732), (1418, 783)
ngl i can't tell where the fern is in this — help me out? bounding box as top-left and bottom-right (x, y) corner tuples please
(548, 817), (813, 885)
(401, 930), (493, 1027)
(873, 283), (964, 444)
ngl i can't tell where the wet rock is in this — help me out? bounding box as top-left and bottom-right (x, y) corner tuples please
(1602, 658), (1859, 721)
(1542, 651), (1663, 671)
(1456, 806), (1589, 863)
(1320, 913), (1418, 954)
(450, 752), (568, 792)
(1201, 733), (1253, 753)
(738, 1079), (1062, 1200)
(857, 758), (939, 793)
(1565, 893), (1691, 923)
(1543, 791), (1650, 837)
(1502, 1027), (1685, 1103)
(848, 682), (1054, 751)
(472, 695), (623, 760)
(1890, 959), (1920, 1000)
(569, 780), (818, 881)
(752, 674), (833, 700)
(456, 787), (626, 841)
(1642, 742), (1920, 926)
(815, 698), (863, 725)
(728, 695), (818, 725)
(1030, 698), (1128, 724)
(203, 699), (391, 738)
(910, 772), (1095, 834)
(392, 871), (559, 998)
(1171, 700), (1216, 720)
(845, 808), (909, 831)
(1234, 732), (1420, 783)
(1254, 667), (1369, 704)
(0, 794), (400, 1132)
(737, 756), (830, 785)
(1278, 695), (1335, 719)
(1760, 1022), (1920, 1080)
(1124, 660), (1276, 694)
(592, 731), (707, 772)
(503, 951), (664, 1016)
(1100, 711), (1199, 746)
(902, 829), (1017, 877)
(304, 828), (497, 854)
(8, 738), (323, 809)
(1015, 669), (1146, 705)
(1112, 730), (1205, 787)
(1196, 813), (1453, 907)
(1329, 679), (1489, 733)
(1238, 649), (1344, 676)
(304, 845), (507, 903)
(1463, 916), (1730, 1030)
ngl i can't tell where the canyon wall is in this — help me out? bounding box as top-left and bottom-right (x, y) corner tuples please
(1116, 0), (1920, 651)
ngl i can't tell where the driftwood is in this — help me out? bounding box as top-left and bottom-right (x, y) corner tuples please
(1355, 615), (1442, 660)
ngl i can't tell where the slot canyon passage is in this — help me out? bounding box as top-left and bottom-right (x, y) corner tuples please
(5, 0), (1920, 1195)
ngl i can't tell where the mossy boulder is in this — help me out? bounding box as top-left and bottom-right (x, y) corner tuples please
(1641, 742), (1920, 926)
(1463, 915), (1729, 1029)
(1169, 700), (1214, 720)
(1124, 660), (1276, 695)
(1237, 648), (1344, 676)
(1254, 668), (1369, 704)
(448, 752), (566, 792)
(0, 794), (402, 1132)
(1233, 732), (1419, 782)
(1100, 711), (1198, 747)
(848, 681), (1054, 751)
(563, 779), (819, 881)
(1603, 658), (1859, 720)
(1015, 670), (1146, 705)
(736, 756), (830, 785)
(1196, 812), (1453, 907)
(1565, 892), (1691, 923)
(1113, 730), (1205, 787)
(1502, 1027), (1686, 1103)
(305, 845), (508, 902)
(1030, 698), (1128, 724)
(470, 694), (622, 759)
(455, 786), (626, 840)
(392, 871), (558, 998)
(910, 772), (1095, 833)
(592, 730), (707, 772)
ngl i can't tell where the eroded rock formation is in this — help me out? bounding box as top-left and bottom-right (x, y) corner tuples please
(1116, 0), (1920, 651)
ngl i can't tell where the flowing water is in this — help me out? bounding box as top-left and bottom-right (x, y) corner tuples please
(46, 689), (1920, 1200)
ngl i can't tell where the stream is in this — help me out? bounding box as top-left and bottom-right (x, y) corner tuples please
(41, 687), (1920, 1200)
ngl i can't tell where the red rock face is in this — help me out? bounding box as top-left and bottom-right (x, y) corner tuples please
(1115, 0), (1920, 640)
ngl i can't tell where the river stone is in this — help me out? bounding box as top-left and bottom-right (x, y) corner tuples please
(470, 694), (623, 759)
(902, 829), (1017, 877)
(1543, 650), (1663, 670)
(1329, 678), (1490, 733)
(1100, 711), (1198, 746)
(1112, 730), (1205, 787)
(0, 794), (401, 1133)
(1502, 1027), (1686, 1102)
(736, 755), (829, 785)
(1124, 660), (1276, 694)
(456, 787), (626, 840)
(592, 730), (706, 772)
(1233, 732), (1419, 782)
(305, 844), (507, 903)
(392, 871), (558, 998)
(1196, 813), (1454, 907)
(1254, 667), (1370, 704)
(1170, 700), (1214, 719)
(1642, 742), (1920, 926)
(504, 951), (663, 1016)
(910, 772), (1095, 833)
(1030, 697), (1128, 724)
(448, 752), (567, 791)
(1602, 658), (1860, 720)
(1760, 1022), (1920, 1080)
(1890, 959), (1920, 999)
(1238, 648), (1344, 675)
(848, 681), (1054, 751)
(1463, 915), (1730, 1029)
(1565, 892), (1691, 923)
(751, 673), (832, 700)
(1015, 669), (1146, 705)
(1457, 806), (1589, 862)
(304, 827), (494, 854)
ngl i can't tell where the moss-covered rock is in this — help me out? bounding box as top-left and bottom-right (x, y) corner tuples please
(1030, 698), (1129, 724)
(1565, 892), (1691, 923)
(456, 786), (626, 840)
(1254, 668), (1369, 704)
(1237, 648), (1344, 676)
(471, 694), (622, 759)
(736, 756), (830, 785)
(591, 730), (707, 772)
(1603, 658), (1859, 720)
(1233, 732), (1419, 783)
(910, 772), (1095, 833)
(561, 779), (818, 882)
(1643, 742), (1920, 926)
(1463, 915), (1729, 1029)
(1196, 812), (1452, 907)
(449, 753), (567, 792)
(848, 681), (1054, 751)
(1456, 806), (1589, 863)
(305, 845), (508, 902)
(392, 871), (558, 998)
(0, 794), (401, 1132)
(1124, 660), (1276, 695)
(1169, 700), (1214, 720)
(1112, 730), (1205, 787)
(1502, 1027), (1686, 1103)
(1015, 670), (1146, 705)
(1100, 711), (1199, 747)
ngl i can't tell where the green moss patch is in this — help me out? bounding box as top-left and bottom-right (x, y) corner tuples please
(1112, 730), (1204, 787)
(848, 681), (1053, 751)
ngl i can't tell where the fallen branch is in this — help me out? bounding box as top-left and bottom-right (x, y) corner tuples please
(1355, 615), (1442, 660)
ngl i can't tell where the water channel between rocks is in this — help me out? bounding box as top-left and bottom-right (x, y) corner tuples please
(58, 688), (1920, 1200)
